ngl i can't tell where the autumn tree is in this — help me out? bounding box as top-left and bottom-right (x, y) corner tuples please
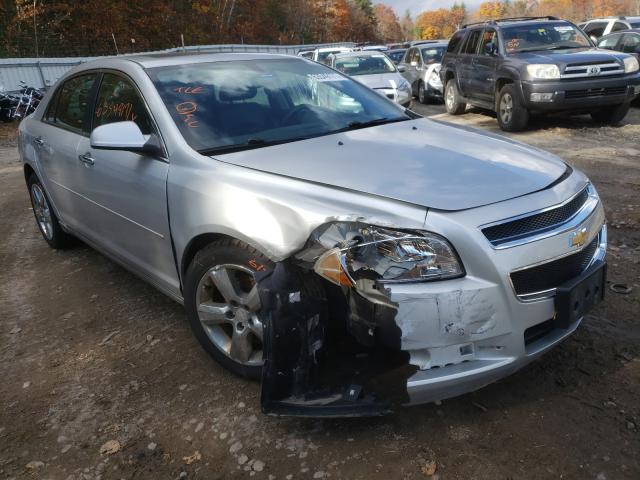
(475, 1), (507, 20)
(400, 9), (415, 41)
(373, 4), (402, 42)
(416, 5), (465, 40)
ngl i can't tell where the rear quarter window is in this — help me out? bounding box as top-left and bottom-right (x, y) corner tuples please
(447, 30), (466, 53)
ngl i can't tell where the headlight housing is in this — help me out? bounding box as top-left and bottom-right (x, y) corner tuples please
(526, 64), (561, 79)
(624, 56), (639, 73)
(312, 224), (464, 286)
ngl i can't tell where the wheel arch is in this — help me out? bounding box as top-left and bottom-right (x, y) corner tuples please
(24, 162), (37, 184)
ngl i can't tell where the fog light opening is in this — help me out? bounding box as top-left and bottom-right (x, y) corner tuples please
(530, 92), (554, 103)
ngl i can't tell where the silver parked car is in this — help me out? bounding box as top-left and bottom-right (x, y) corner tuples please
(19, 53), (607, 417)
(328, 51), (412, 107)
(399, 42), (447, 104)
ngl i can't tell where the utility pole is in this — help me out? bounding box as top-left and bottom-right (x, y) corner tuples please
(33, 0), (38, 58)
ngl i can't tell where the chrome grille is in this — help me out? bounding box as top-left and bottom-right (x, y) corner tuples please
(482, 187), (590, 247)
(562, 61), (624, 79)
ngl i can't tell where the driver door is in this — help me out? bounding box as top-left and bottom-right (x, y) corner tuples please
(74, 72), (179, 294)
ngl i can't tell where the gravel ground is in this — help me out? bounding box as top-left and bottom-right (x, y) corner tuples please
(1, 106), (639, 480)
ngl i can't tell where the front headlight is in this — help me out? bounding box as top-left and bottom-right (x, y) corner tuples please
(313, 224), (464, 286)
(624, 56), (639, 73)
(526, 64), (561, 79)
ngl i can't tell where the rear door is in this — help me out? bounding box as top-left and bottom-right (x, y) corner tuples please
(473, 28), (500, 102)
(74, 71), (179, 293)
(458, 29), (482, 96)
(28, 73), (99, 233)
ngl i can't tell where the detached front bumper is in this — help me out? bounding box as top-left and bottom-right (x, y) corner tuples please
(522, 73), (640, 111)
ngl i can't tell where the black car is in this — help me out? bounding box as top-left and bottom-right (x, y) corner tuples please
(598, 29), (640, 60)
(440, 17), (640, 131)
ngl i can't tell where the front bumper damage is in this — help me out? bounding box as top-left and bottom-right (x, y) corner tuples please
(256, 202), (607, 417)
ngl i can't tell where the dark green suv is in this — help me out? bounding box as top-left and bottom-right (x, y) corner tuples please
(440, 17), (640, 131)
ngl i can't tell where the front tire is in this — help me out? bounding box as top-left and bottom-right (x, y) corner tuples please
(496, 84), (529, 132)
(590, 103), (630, 125)
(444, 79), (466, 115)
(184, 239), (271, 380)
(27, 174), (74, 249)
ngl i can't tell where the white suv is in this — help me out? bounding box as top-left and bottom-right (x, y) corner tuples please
(579, 16), (640, 41)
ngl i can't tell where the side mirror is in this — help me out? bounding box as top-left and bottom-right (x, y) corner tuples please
(590, 35), (598, 44)
(90, 121), (162, 156)
(397, 65), (406, 72)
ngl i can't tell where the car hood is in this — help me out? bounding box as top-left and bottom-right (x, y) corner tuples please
(514, 47), (627, 68)
(212, 118), (568, 211)
(352, 72), (404, 89)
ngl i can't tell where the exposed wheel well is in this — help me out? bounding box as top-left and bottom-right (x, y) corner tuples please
(444, 71), (455, 84)
(181, 233), (235, 279)
(496, 78), (514, 94)
(24, 163), (36, 184)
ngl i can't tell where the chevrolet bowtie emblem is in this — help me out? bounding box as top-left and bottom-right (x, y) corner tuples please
(569, 228), (588, 248)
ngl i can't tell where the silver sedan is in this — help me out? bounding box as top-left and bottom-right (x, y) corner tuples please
(19, 53), (607, 416)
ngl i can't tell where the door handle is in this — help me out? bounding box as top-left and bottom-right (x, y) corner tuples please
(78, 152), (95, 166)
(33, 136), (44, 147)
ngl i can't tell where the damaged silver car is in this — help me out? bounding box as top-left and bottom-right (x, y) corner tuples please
(19, 53), (607, 416)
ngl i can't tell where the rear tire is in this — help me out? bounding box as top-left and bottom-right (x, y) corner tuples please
(27, 174), (74, 249)
(590, 103), (630, 125)
(496, 84), (529, 132)
(418, 81), (429, 104)
(444, 79), (466, 115)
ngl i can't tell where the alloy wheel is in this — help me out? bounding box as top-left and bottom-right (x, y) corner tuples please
(445, 83), (455, 110)
(30, 183), (53, 240)
(195, 264), (264, 366)
(500, 93), (513, 124)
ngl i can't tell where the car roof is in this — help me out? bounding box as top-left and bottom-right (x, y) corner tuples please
(415, 42), (448, 48)
(587, 16), (640, 22)
(316, 47), (351, 52)
(333, 50), (386, 58)
(463, 18), (570, 29)
(80, 52), (300, 69)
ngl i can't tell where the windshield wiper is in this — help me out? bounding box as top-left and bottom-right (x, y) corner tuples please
(335, 117), (407, 133)
(517, 45), (583, 53)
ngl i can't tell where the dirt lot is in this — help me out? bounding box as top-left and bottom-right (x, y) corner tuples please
(1, 105), (639, 480)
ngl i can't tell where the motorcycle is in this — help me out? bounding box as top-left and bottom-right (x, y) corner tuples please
(0, 81), (44, 122)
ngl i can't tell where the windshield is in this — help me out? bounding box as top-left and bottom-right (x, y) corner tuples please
(502, 22), (591, 54)
(420, 46), (446, 64)
(387, 50), (406, 63)
(147, 59), (408, 154)
(334, 54), (396, 76)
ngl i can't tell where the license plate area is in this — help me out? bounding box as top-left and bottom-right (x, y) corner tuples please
(555, 261), (606, 328)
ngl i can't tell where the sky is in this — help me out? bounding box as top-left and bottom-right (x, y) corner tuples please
(375, 0), (483, 17)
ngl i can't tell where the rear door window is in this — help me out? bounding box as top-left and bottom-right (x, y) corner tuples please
(463, 30), (482, 55)
(93, 73), (154, 135)
(583, 22), (608, 38)
(612, 22), (629, 32)
(53, 74), (98, 133)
